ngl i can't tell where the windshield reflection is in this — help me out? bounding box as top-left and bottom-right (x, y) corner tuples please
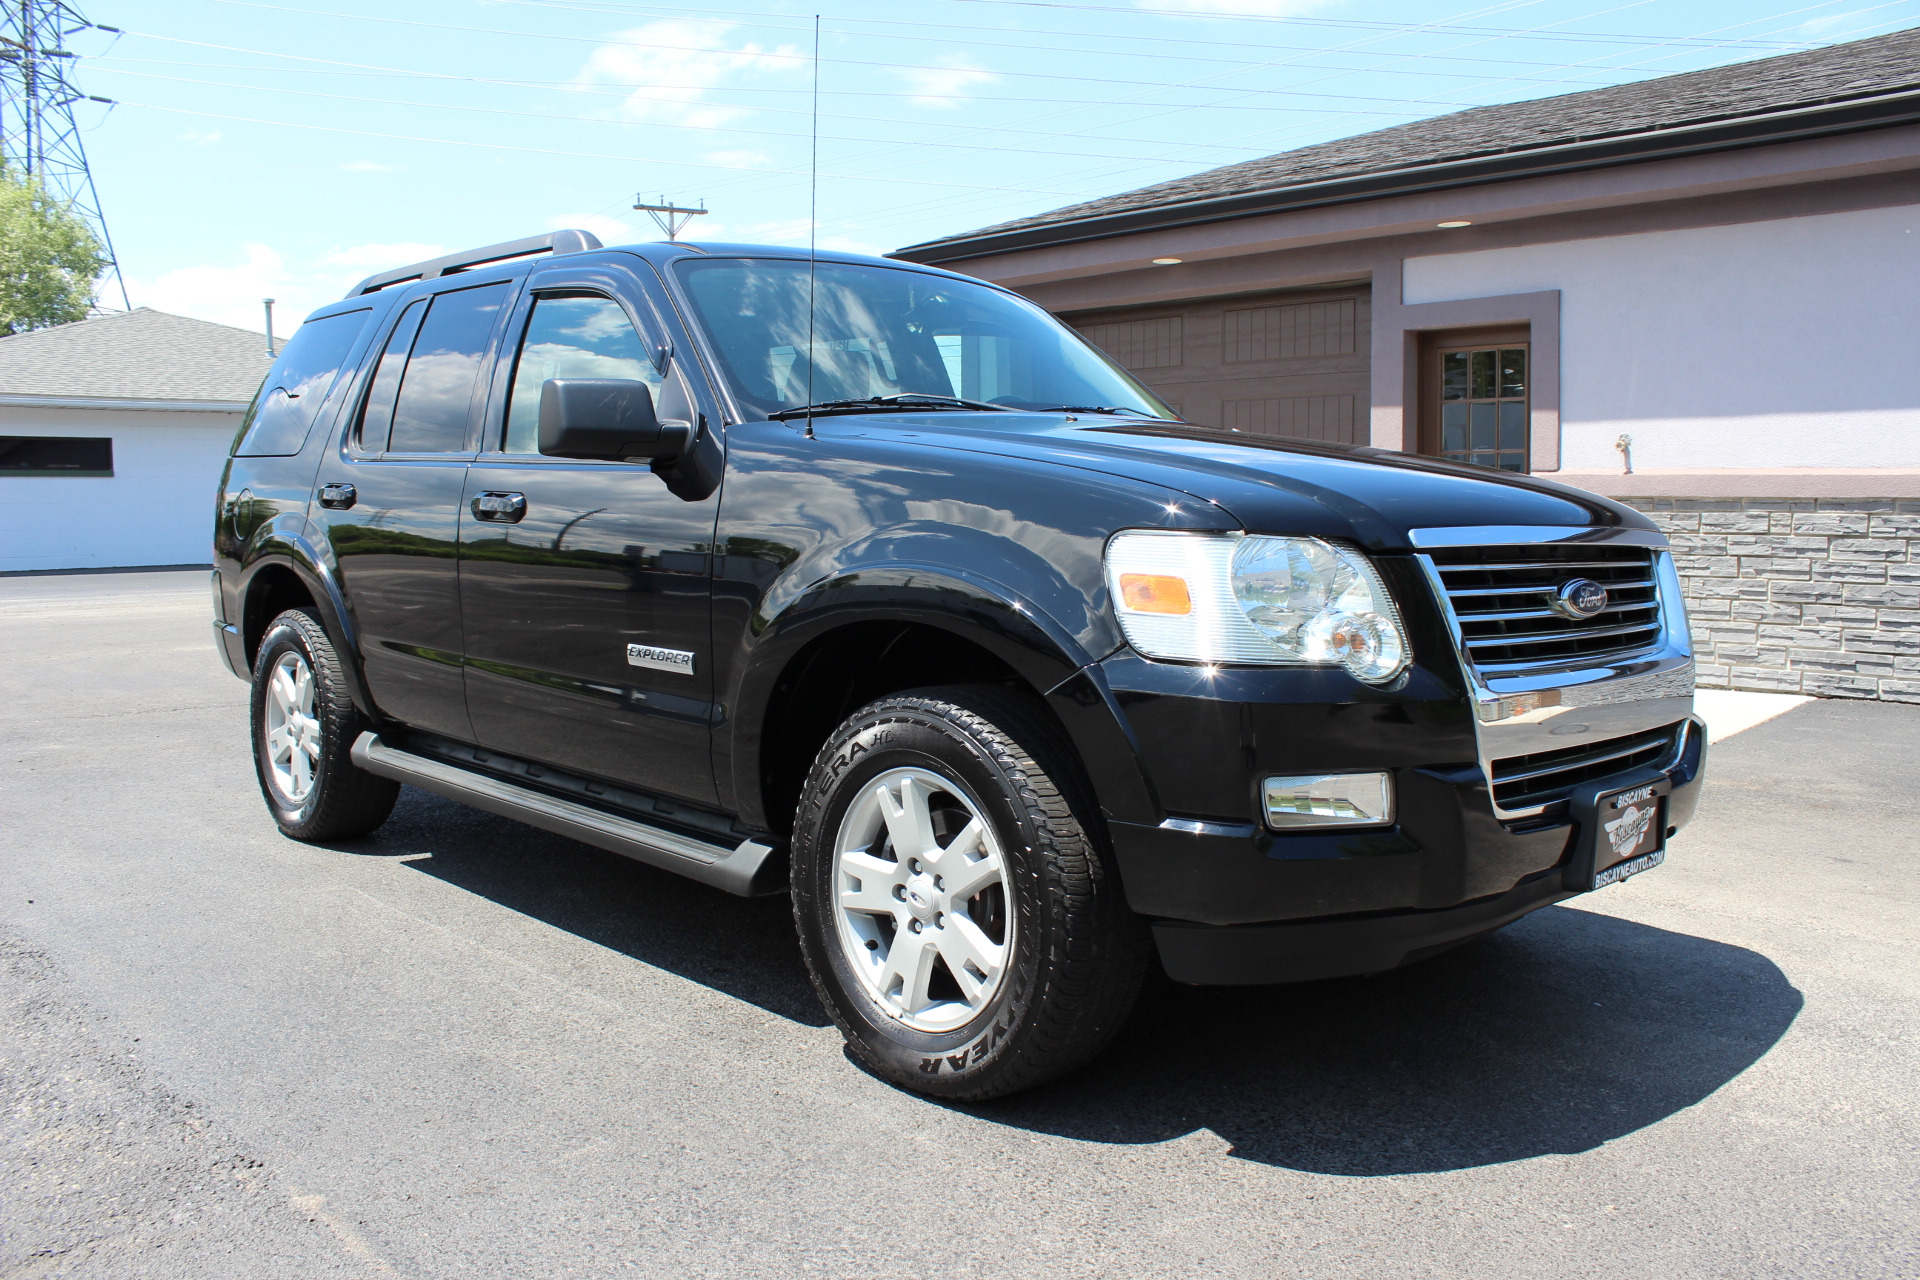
(674, 258), (1175, 423)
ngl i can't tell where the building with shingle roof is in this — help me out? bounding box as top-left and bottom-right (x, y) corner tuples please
(895, 27), (1920, 701)
(1, 308), (273, 572)
(0, 308), (273, 406)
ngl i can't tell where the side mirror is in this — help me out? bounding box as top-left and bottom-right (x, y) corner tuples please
(538, 378), (690, 461)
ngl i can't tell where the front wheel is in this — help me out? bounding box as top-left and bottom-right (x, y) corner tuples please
(249, 607), (398, 841)
(791, 687), (1149, 1099)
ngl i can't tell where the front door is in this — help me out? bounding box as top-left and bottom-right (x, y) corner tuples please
(312, 278), (513, 742)
(457, 261), (722, 806)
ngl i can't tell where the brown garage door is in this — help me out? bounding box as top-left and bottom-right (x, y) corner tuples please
(1066, 284), (1370, 443)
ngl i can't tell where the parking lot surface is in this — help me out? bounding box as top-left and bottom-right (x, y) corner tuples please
(2, 569), (1916, 1278)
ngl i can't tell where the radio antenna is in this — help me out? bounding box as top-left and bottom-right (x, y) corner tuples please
(804, 13), (819, 437)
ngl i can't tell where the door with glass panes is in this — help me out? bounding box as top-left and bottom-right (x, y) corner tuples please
(310, 278), (512, 742)
(1422, 333), (1529, 472)
(456, 260), (723, 806)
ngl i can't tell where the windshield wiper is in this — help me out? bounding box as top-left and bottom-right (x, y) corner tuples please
(767, 393), (1006, 420)
(1034, 404), (1157, 417)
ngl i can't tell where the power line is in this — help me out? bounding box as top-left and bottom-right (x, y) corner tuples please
(938, 0), (1818, 47)
(112, 98), (1099, 195)
(452, 0), (1719, 83)
(770, 0), (1907, 253)
(96, 52), (1632, 103)
(180, 1), (1588, 108)
(94, 66), (1311, 160)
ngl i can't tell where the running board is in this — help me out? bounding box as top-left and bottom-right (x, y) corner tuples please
(350, 732), (785, 896)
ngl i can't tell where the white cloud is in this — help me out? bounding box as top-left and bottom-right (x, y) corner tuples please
(339, 160), (401, 173)
(127, 242), (462, 330)
(715, 217), (884, 257)
(706, 149), (772, 169)
(573, 20), (803, 130)
(1794, 13), (1857, 37)
(178, 130), (221, 146)
(318, 242), (449, 271)
(126, 244), (286, 331)
(547, 213), (634, 245)
(895, 55), (997, 109)
(1138, 0), (1330, 13)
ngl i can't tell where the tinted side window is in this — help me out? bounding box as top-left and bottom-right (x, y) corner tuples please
(358, 299), (426, 453)
(503, 294), (660, 453)
(388, 282), (509, 453)
(235, 309), (371, 457)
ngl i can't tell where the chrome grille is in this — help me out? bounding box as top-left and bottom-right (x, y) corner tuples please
(1490, 722), (1683, 813)
(1428, 543), (1663, 671)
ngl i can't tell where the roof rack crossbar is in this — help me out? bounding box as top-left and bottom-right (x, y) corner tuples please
(345, 228), (605, 299)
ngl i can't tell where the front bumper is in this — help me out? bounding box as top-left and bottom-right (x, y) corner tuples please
(1116, 716), (1704, 983)
(1099, 527), (1706, 985)
(1152, 866), (1575, 985)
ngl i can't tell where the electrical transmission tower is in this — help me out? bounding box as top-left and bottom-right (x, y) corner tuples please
(0, 1), (128, 310)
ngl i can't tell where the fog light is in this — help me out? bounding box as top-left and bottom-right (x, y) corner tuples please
(1263, 772), (1393, 829)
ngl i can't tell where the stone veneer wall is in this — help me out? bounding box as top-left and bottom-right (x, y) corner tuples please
(1620, 497), (1920, 702)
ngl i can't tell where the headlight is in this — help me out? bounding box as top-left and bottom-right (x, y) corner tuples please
(1104, 530), (1410, 683)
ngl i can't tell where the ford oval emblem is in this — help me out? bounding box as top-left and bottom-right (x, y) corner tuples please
(1553, 578), (1610, 620)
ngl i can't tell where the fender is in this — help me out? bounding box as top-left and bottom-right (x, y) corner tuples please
(725, 562), (1161, 832)
(236, 528), (377, 719)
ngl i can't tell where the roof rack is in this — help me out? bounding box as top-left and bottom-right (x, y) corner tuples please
(344, 228), (605, 299)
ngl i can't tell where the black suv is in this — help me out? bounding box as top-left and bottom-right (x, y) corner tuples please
(213, 230), (1705, 1099)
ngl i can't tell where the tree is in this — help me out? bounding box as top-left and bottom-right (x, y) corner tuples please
(0, 167), (106, 335)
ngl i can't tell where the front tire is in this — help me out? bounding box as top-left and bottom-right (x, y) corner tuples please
(249, 608), (398, 841)
(792, 687), (1149, 1099)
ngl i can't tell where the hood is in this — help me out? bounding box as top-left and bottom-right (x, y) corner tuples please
(817, 413), (1651, 552)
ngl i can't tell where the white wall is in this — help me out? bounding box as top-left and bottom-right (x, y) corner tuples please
(0, 406), (242, 572)
(1402, 203), (1920, 472)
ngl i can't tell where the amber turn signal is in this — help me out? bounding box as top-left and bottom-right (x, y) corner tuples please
(1118, 573), (1192, 615)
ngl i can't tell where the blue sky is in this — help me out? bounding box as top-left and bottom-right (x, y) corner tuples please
(63, 0), (1920, 331)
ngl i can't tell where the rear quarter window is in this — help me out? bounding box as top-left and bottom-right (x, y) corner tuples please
(234, 308), (372, 457)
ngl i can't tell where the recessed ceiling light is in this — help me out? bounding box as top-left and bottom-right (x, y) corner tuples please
(1436, 220), (1473, 229)
(1151, 257), (1183, 264)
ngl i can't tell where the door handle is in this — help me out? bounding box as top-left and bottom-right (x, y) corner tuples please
(318, 483), (356, 510)
(472, 491), (527, 523)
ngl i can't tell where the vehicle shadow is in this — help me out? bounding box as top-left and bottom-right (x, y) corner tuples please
(327, 787), (829, 1027)
(970, 904), (1803, 1175)
(333, 790), (1800, 1175)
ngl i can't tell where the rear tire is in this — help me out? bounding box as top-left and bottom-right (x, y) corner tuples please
(791, 686), (1149, 1100)
(250, 607), (398, 841)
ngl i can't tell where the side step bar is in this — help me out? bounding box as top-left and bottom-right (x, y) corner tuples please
(350, 733), (784, 897)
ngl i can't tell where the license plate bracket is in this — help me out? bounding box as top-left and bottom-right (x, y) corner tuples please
(1565, 773), (1672, 892)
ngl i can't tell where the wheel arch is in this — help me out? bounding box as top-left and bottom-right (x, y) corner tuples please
(731, 566), (1160, 839)
(237, 540), (376, 717)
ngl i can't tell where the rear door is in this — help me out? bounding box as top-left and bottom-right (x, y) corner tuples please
(456, 258), (723, 805)
(311, 277), (514, 741)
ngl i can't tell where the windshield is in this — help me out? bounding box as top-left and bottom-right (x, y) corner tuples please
(674, 258), (1176, 422)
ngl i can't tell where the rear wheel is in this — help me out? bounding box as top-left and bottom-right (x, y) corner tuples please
(250, 608), (398, 841)
(791, 687), (1149, 1099)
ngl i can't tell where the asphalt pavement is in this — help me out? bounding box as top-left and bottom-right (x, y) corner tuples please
(2, 569), (1915, 1279)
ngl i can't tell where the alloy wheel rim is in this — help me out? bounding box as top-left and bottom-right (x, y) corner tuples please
(831, 766), (1015, 1034)
(264, 650), (321, 804)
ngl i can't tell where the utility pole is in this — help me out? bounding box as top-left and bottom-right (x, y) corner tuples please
(0, 2), (128, 310)
(633, 195), (707, 242)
